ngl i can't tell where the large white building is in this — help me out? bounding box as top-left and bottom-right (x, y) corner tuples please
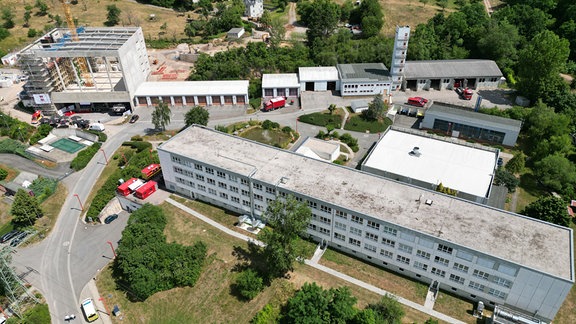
(158, 126), (573, 322)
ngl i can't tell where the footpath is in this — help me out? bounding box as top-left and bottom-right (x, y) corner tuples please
(84, 197), (466, 324)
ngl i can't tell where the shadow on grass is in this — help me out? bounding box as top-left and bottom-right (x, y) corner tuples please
(518, 172), (546, 197)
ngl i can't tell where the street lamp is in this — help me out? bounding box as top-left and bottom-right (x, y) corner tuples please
(99, 149), (109, 165)
(73, 194), (84, 211)
(106, 241), (116, 258)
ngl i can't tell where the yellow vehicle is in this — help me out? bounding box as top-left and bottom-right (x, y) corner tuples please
(81, 298), (99, 322)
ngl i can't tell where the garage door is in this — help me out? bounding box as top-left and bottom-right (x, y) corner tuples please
(197, 96), (207, 106)
(236, 96), (245, 104)
(162, 96), (171, 104)
(212, 96), (221, 105)
(173, 96), (183, 106)
(224, 96), (233, 104)
(137, 97), (147, 106)
(185, 96), (195, 106)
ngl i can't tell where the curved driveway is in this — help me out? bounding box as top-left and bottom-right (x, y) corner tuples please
(0, 154), (70, 178)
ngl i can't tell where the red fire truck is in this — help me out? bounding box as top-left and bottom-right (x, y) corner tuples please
(134, 181), (158, 200)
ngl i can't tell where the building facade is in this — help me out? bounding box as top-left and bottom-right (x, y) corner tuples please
(390, 26), (410, 91)
(337, 63), (392, 98)
(262, 74), (300, 99)
(299, 67), (339, 92)
(18, 27), (150, 113)
(244, 0), (264, 18)
(158, 126), (573, 322)
(421, 102), (522, 147)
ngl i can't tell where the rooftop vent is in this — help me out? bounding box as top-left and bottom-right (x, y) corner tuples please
(425, 199), (433, 206)
(409, 146), (421, 157)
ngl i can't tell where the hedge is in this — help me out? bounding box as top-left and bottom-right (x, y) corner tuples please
(86, 129), (108, 142)
(0, 138), (32, 159)
(122, 141), (152, 152)
(70, 142), (102, 171)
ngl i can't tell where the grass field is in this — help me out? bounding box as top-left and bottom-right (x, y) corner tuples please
(344, 115), (392, 133)
(96, 199), (441, 323)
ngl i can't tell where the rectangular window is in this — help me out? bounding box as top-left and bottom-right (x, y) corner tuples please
(350, 227), (362, 236)
(449, 274), (465, 285)
(308, 224), (317, 231)
(473, 270), (489, 280)
(367, 220), (380, 230)
(431, 267), (446, 278)
(266, 198), (274, 203)
(336, 210), (347, 219)
(382, 238), (395, 247)
(208, 188), (217, 195)
(351, 215), (364, 224)
(195, 174), (205, 181)
(229, 174), (237, 182)
(242, 200), (250, 206)
(349, 238), (361, 247)
(219, 192), (228, 199)
(308, 201), (318, 209)
(241, 179), (249, 186)
(456, 250), (474, 262)
(319, 227), (330, 235)
(383, 226), (397, 236)
(335, 222), (346, 231)
(218, 182), (227, 189)
(488, 288), (506, 299)
(380, 249), (393, 259)
(396, 255), (410, 265)
(453, 263), (469, 273)
(493, 276), (512, 288)
(364, 243), (377, 253)
(365, 232), (378, 242)
(207, 178), (215, 185)
(266, 186), (275, 194)
(253, 183), (262, 191)
(320, 205), (332, 213)
(217, 171), (226, 178)
(255, 204), (263, 211)
(434, 256), (449, 267)
(254, 194), (263, 201)
(230, 186), (239, 193)
(416, 250), (430, 260)
(241, 189), (250, 196)
(231, 196), (240, 203)
(334, 233), (345, 241)
(468, 281), (485, 291)
(437, 244), (453, 254)
(398, 243), (413, 254)
(318, 216), (330, 225)
(198, 185), (206, 192)
(414, 261), (428, 271)
(205, 167), (214, 175)
(194, 164), (203, 171)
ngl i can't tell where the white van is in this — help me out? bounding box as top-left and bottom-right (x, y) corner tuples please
(89, 123), (105, 131)
(81, 298), (99, 322)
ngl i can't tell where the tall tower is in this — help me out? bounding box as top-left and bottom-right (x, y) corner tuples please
(390, 26), (410, 91)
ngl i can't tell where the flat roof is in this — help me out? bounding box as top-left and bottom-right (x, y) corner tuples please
(298, 66), (339, 82)
(428, 102), (522, 130)
(134, 81), (249, 97)
(337, 63), (391, 82)
(159, 126), (573, 281)
(363, 128), (496, 198)
(295, 137), (339, 161)
(404, 60), (503, 79)
(262, 73), (300, 88)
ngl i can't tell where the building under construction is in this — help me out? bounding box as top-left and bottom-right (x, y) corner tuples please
(18, 27), (150, 114)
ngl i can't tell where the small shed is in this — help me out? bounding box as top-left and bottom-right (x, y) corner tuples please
(227, 28), (245, 39)
(350, 99), (370, 113)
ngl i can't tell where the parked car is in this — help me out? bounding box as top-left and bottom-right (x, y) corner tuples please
(10, 232), (28, 247)
(129, 114), (139, 123)
(407, 97), (429, 107)
(104, 214), (119, 224)
(1, 230), (20, 243)
(497, 157), (504, 167)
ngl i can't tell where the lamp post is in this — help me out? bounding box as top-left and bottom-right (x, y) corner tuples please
(106, 241), (116, 258)
(149, 149), (153, 161)
(99, 148), (108, 165)
(73, 194), (84, 211)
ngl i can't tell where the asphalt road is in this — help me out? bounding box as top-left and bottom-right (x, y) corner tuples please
(0, 154), (70, 178)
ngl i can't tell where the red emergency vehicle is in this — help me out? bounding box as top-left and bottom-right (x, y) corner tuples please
(117, 178), (143, 196)
(141, 164), (162, 180)
(134, 181), (158, 200)
(263, 97), (286, 111)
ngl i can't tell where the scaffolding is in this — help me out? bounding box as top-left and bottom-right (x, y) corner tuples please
(0, 248), (40, 318)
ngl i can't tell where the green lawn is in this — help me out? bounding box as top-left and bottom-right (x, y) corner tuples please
(344, 115), (392, 133)
(298, 112), (343, 128)
(240, 127), (292, 148)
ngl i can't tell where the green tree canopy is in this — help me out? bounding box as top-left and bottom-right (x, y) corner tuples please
(522, 195), (571, 227)
(302, 0), (341, 43)
(10, 189), (43, 226)
(234, 269), (264, 300)
(494, 169), (520, 193)
(533, 154), (576, 197)
(505, 152), (526, 174)
(362, 94), (387, 121)
(283, 283), (358, 323)
(366, 294), (405, 324)
(105, 4), (121, 27)
(258, 195), (312, 278)
(152, 101), (172, 130)
(185, 106), (210, 127)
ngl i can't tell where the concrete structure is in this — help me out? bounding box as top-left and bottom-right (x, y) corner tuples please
(227, 28), (245, 39)
(299, 66), (339, 92)
(17, 27), (150, 113)
(133, 80), (249, 107)
(337, 63), (392, 99)
(403, 60), (503, 91)
(350, 99), (369, 113)
(361, 127), (498, 204)
(158, 125), (573, 323)
(244, 0), (264, 18)
(295, 137), (340, 162)
(390, 26), (410, 90)
(1, 53), (18, 66)
(262, 73), (299, 99)
(421, 102), (521, 147)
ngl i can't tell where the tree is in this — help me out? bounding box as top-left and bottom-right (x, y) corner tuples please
(366, 294), (405, 324)
(437, 0), (449, 11)
(477, 20), (521, 70)
(0, 168), (7, 181)
(523, 102), (571, 157)
(283, 283), (358, 323)
(152, 101), (171, 130)
(328, 104), (337, 115)
(505, 152), (526, 174)
(2, 8), (15, 29)
(234, 269), (263, 300)
(258, 195), (312, 278)
(184, 106), (209, 127)
(358, 0), (384, 38)
(184, 23), (196, 39)
(23, 7), (32, 27)
(35, 0), (49, 16)
(304, 0), (341, 43)
(268, 16), (286, 48)
(522, 196), (570, 227)
(533, 154), (576, 196)
(10, 189), (43, 226)
(105, 4), (121, 27)
(517, 31), (570, 101)
(362, 94), (387, 121)
(494, 169), (520, 193)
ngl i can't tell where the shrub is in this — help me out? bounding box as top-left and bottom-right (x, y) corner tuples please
(262, 120), (279, 130)
(29, 124), (53, 145)
(281, 126), (292, 133)
(0, 168), (7, 181)
(130, 135), (143, 141)
(27, 28), (38, 38)
(215, 125), (229, 133)
(122, 141), (152, 152)
(252, 304), (280, 324)
(86, 130), (107, 142)
(70, 142), (101, 171)
(29, 177), (58, 203)
(234, 269), (264, 300)
(0, 139), (32, 159)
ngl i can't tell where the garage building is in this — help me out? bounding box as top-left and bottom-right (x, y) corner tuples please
(262, 73), (299, 99)
(403, 60), (503, 91)
(133, 80), (249, 107)
(299, 66), (339, 92)
(338, 63), (392, 98)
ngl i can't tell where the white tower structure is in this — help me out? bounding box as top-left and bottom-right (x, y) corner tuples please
(390, 26), (410, 91)
(244, 0), (264, 18)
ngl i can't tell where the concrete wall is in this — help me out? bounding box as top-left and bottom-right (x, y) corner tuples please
(118, 28), (150, 98)
(341, 81), (391, 97)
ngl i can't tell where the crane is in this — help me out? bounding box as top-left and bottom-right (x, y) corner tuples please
(58, 0), (93, 87)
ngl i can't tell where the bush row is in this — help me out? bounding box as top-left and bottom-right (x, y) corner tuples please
(70, 142), (102, 171)
(0, 138), (32, 159)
